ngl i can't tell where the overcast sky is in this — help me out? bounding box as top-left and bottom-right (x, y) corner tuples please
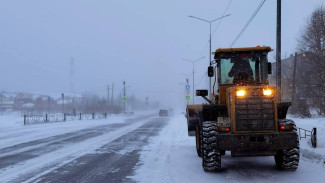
(0, 0), (323, 108)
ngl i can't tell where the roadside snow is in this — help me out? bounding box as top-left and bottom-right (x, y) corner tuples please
(130, 115), (325, 183)
(289, 116), (325, 164)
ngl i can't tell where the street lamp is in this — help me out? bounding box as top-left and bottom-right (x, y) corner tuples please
(189, 14), (230, 96)
(122, 81), (132, 114)
(61, 93), (64, 114)
(182, 56), (205, 104)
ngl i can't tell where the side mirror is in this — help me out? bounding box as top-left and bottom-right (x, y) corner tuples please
(268, 62), (272, 74)
(208, 66), (214, 77)
(196, 90), (208, 97)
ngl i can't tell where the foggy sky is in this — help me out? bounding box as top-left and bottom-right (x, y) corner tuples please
(0, 0), (323, 108)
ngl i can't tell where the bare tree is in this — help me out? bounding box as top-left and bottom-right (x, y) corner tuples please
(297, 5), (325, 116)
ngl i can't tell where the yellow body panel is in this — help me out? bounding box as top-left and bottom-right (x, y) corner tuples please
(226, 85), (278, 133)
(186, 104), (203, 111)
(219, 85), (233, 105)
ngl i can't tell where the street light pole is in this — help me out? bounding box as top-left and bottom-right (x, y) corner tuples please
(192, 66), (194, 104)
(123, 81), (126, 114)
(186, 78), (189, 105)
(210, 22), (212, 74)
(183, 56), (205, 104)
(276, 0), (282, 102)
(189, 14), (230, 96)
(61, 93), (64, 114)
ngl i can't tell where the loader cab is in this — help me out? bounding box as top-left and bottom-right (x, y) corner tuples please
(211, 46), (273, 104)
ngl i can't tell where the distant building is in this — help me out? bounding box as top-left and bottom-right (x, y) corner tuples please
(0, 91), (16, 112)
(270, 52), (315, 115)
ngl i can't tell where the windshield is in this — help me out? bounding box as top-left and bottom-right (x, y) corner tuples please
(219, 54), (268, 85)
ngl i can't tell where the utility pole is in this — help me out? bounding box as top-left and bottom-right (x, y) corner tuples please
(61, 93), (64, 114)
(186, 78), (189, 105)
(292, 53), (298, 108)
(209, 22), (212, 96)
(276, 0), (282, 102)
(111, 83), (114, 106)
(192, 66), (195, 104)
(48, 96), (51, 114)
(123, 81), (126, 114)
(107, 85), (110, 107)
(86, 96), (89, 113)
(119, 92), (121, 107)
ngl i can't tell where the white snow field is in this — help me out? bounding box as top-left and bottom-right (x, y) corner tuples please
(130, 115), (325, 183)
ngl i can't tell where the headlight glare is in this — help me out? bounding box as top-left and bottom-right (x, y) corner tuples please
(263, 89), (272, 96)
(236, 90), (246, 97)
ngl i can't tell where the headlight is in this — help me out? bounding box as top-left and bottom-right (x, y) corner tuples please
(263, 89), (272, 96)
(236, 90), (246, 97)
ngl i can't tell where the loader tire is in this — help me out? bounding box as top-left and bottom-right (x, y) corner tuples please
(275, 137), (300, 171)
(202, 121), (221, 172)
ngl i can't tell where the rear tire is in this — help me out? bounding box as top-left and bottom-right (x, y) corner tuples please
(202, 121), (221, 172)
(275, 137), (300, 170)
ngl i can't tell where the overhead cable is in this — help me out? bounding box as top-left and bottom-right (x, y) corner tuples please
(229, 0), (266, 47)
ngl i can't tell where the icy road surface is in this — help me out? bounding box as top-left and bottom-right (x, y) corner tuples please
(0, 114), (168, 183)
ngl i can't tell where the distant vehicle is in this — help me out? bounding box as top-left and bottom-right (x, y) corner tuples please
(159, 109), (168, 116)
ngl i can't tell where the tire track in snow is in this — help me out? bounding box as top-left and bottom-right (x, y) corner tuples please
(0, 117), (149, 169)
(30, 118), (168, 183)
(0, 116), (157, 182)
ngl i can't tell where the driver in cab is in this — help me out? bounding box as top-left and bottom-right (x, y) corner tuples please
(228, 57), (253, 84)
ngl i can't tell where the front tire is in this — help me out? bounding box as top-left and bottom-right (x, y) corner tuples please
(275, 137), (300, 170)
(202, 121), (221, 172)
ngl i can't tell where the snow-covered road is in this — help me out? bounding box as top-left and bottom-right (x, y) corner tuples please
(0, 113), (324, 183)
(0, 114), (169, 183)
(130, 115), (325, 183)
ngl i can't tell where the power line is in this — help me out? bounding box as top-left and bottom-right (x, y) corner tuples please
(195, 72), (207, 86)
(229, 0), (266, 47)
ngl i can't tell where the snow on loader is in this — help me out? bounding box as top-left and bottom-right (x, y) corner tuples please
(186, 46), (299, 172)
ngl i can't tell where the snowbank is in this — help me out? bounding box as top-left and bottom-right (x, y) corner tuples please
(289, 116), (325, 164)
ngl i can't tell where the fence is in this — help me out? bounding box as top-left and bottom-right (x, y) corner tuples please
(298, 127), (317, 148)
(23, 113), (108, 125)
